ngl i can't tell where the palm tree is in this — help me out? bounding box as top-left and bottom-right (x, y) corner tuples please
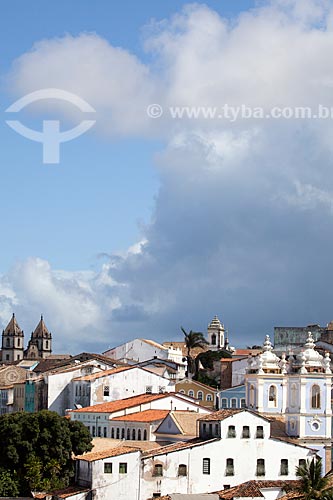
(296, 457), (333, 500)
(181, 327), (208, 377)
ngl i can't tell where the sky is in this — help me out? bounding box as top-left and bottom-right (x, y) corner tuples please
(1, 0), (333, 353)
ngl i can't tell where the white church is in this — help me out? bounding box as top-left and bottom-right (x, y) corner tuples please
(245, 331), (332, 472)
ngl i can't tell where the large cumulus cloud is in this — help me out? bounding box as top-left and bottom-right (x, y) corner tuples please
(2, 0), (333, 351)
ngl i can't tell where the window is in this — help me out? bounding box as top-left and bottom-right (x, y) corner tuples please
(226, 458), (234, 476)
(146, 386), (152, 394)
(188, 390), (194, 398)
(92, 426), (96, 437)
(256, 426), (264, 439)
(311, 385), (321, 409)
(153, 464), (163, 477)
(206, 394), (212, 402)
(178, 464), (187, 476)
(138, 429), (141, 441)
(231, 398), (237, 409)
(159, 386), (165, 394)
(241, 399), (246, 408)
(203, 458), (210, 475)
(197, 391), (203, 401)
(17, 339), (20, 347)
(104, 385), (110, 397)
(121, 428), (125, 439)
(103, 427), (107, 438)
(5, 355), (9, 361)
(268, 385), (277, 407)
(227, 425), (236, 438)
(299, 459), (306, 468)
(104, 463), (112, 474)
(256, 459), (265, 476)
(249, 385), (255, 406)
(211, 333), (216, 345)
(116, 428), (120, 439)
(242, 426), (250, 438)
(291, 384), (297, 406)
(132, 429), (136, 440)
(143, 429), (147, 440)
(179, 389), (185, 394)
(119, 463), (127, 474)
(111, 428), (115, 439)
(280, 459), (288, 476)
(45, 340), (48, 349)
(221, 398), (228, 408)
(97, 426), (101, 437)
(127, 429), (130, 440)
(6, 338), (9, 347)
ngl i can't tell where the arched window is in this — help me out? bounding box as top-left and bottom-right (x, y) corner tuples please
(121, 428), (125, 439)
(46, 340), (48, 349)
(17, 339), (20, 347)
(311, 385), (321, 409)
(211, 334), (216, 345)
(138, 429), (141, 441)
(206, 394), (212, 401)
(188, 390), (194, 398)
(268, 385), (277, 407)
(111, 428), (115, 439)
(6, 338), (10, 347)
(127, 429), (130, 440)
(290, 384), (297, 407)
(143, 429), (147, 440)
(249, 385), (255, 407)
(179, 389), (185, 394)
(132, 429), (136, 440)
(197, 391), (203, 401)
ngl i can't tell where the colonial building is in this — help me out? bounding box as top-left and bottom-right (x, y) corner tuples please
(1, 314), (52, 363)
(245, 332), (332, 472)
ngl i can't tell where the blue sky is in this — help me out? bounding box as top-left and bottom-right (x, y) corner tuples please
(1, 0), (333, 352)
(0, 0), (254, 272)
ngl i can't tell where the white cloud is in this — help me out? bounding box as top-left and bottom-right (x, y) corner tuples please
(3, 0), (333, 347)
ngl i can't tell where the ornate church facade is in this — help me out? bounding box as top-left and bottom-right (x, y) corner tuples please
(1, 313), (52, 362)
(245, 332), (332, 472)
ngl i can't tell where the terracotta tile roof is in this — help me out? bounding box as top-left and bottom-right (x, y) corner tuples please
(111, 409), (170, 422)
(217, 481), (264, 498)
(170, 411), (203, 435)
(73, 365), (132, 381)
(176, 378), (217, 392)
(217, 480), (301, 499)
(234, 349), (262, 356)
(142, 437), (219, 458)
(142, 339), (167, 350)
(71, 393), (169, 413)
(163, 341), (208, 358)
(198, 409), (244, 421)
(76, 445), (139, 462)
(91, 437), (161, 453)
(50, 486), (90, 498)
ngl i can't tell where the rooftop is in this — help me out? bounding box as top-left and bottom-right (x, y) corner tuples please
(111, 409), (170, 423)
(71, 392), (171, 413)
(76, 445), (139, 462)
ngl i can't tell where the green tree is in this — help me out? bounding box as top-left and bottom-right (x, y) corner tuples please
(296, 457), (333, 500)
(0, 470), (20, 497)
(0, 410), (92, 495)
(181, 327), (209, 376)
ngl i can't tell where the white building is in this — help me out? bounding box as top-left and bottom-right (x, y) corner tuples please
(70, 392), (211, 438)
(245, 332), (332, 472)
(72, 408), (315, 500)
(103, 338), (185, 367)
(72, 365), (176, 408)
